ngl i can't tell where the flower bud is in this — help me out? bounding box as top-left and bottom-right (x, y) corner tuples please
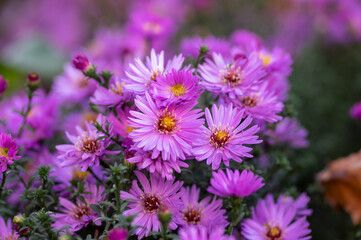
(72, 54), (92, 73)
(158, 204), (172, 226)
(108, 227), (128, 240)
(27, 72), (40, 91)
(199, 45), (209, 55)
(13, 214), (30, 236)
(0, 75), (8, 96)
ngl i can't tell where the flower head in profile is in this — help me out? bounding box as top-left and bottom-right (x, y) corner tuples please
(151, 69), (203, 106)
(53, 184), (105, 232)
(120, 171), (183, 238)
(208, 169), (264, 198)
(124, 49), (184, 95)
(0, 216), (19, 240)
(91, 78), (130, 107)
(129, 92), (204, 161)
(175, 185), (228, 230)
(199, 53), (265, 99)
(178, 225), (235, 240)
(127, 149), (188, 180)
(192, 104), (261, 169)
(56, 115), (120, 171)
(242, 194), (311, 240)
(0, 132), (20, 173)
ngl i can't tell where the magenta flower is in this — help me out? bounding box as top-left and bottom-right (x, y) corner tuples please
(127, 149), (188, 180)
(0, 132), (20, 173)
(277, 193), (312, 217)
(0, 75), (8, 96)
(178, 225), (235, 240)
(266, 117), (309, 148)
(109, 228), (128, 240)
(124, 49), (184, 95)
(91, 78), (130, 107)
(151, 69), (203, 106)
(192, 104), (261, 169)
(242, 194), (311, 240)
(120, 171), (183, 238)
(350, 101), (361, 120)
(72, 54), (92, 72)
(129, 92), (204, 161)
(207, 169), (264, 198)
(175, 185), (228, 230)
(230, 82), (284, 122)
(109, 106), (134, 139)
(53, 184), (105, 232)
(230, 30), (264, 53)
(0, 216), (18, 240)
(257, 47), (292, 76)
(180, 36), (231, 59)
(56, 116), (120, 171)
(199, 52), (265, 99)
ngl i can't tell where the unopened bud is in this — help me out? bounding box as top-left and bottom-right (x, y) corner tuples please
(108, 227), (128, 240)
(199, 45), (209, 55)
(158, 204), (172, 226)
(13, 214), (30, 237)
(72, 54), (92, 73)
(27, 72), (40, 91)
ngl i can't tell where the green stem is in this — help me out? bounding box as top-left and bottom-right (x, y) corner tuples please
(227, 197), (244, 235)
(0, 171), (8, 199)
(115, 180), (121, 214)
(17, 91), (33, 138)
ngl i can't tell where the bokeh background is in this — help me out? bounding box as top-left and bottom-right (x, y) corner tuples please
(1, 0), (361, 239)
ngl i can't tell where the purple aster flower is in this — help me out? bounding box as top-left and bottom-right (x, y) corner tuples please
(120, 171), (183, 238)
(230, 30), (264, 54)
(127, 148), (188, 180)
(0, 216), (19, 240)
(207, 169), (264, 198)
(0, 132), (20, 173)
(0, 75), (8, 96)
(199, 52), (265, 99)
(52, 64), (98, 106)
(109, 106), (134, 140)
(124, 49), (184, 95)
(257, 47), (292, 76)
(229, 82), (284, 122)
(53, 183), (105, 232)
(277, 193), (312, 218)
(242, 194), (311, 240)
(91, 78), (131, 107)
(56, 115), (120, 171)
(151, 69), (203, 106)
(72, 54), (92, 72)
(178, 225), (235, 240)
(180, 36), (231, 59)
(192, 104), (261, 170)
(109, 228), (128, 240)
(175, 185), (228, 230)
(129, 92), (204, 161)
(350, 101), (361, 120)
(265, 117), (309, 148)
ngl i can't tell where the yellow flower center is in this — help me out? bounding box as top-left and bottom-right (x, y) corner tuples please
(111, 82), (124, 96)
(73, 170), (89, 181)
(259, 53), (272, 67)
(126, 126), (135, 133)
(143, 22), (162, 34)
(156, 109), (178, 134)
(183, 206), (203, 225)
(171, 84), (185, 96)
(0, 147), (9, 158)
(150, 69), (163, 82)
(75, 133), (99, 154)
(141, 193), (162, 213)
(266, 226), (282, 240)
(210, 129), (231, 148)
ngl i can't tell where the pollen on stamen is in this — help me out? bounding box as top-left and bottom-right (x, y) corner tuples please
(220, 65), (242, 87)
(171, 84), (186, 96)
(183, 206), (203, 225)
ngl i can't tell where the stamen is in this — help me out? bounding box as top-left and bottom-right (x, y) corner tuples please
(141, 193), (162, 213)
(220, 65), (242, 87)
(171, 84), (185, 96)
(183, 205), (203, 225)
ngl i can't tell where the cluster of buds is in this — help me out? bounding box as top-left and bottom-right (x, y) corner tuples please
(13, 214), (31, 237)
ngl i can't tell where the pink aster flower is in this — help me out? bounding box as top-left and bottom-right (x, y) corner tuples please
(350, 101), (361, 120)
(178, 225), (235, 240)
(120, 171), (183, 239)
(129, 92), (204, 161)
(265, 117), (309, 148)
(127, 149), (188, 180)
(277, 193), (312, 218)
(229, 82), (284, 122)
(175, 185), (228, 230)
(242, 194), (311, 240)
(0, 132), (20, 173)
(124, 49), (184, 95)
(207, 169), (264, 198)
(192, 104), (261, 170)
(53, 183), (105, 232)
(257, 47), (292, 76)
(230, 30), (264, 54)
(56, 115), (120, 171)
(90, 78), (131, 107)
(109, 106), (134, 139)
(151, 69), (203, 106)
(0, 216), (19, 240)
(199, 52), (265, 99)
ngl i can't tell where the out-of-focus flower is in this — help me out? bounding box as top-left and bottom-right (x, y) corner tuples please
(350, 101), (361, 120)
(277, 193), (312, 217)
(0, 216), (19, 240)
(0, 132), (20, 173)
(180, 36), (231, 59)
(257, 47), (292, 76)
(178, 225), (235, 240)
(127, 149), (188, 180)
(109, 107), (133, 140)
(317, 150), (361, 224)
(124, 49), (184, 95)
(151, 69), (202, 106)
(120, 171), (183, 238)
(231, 30), (264, 53)
(242, 194), (311, 240)
(193, 104), (261, 170)
(0, 76), (8, 96)
(53, 184), (105, 232)
(175, 185), (228, 229)
(266, 117), (309, 148)
(91, 78), (130, 107)
(208, 169), (264, 198)
(199, 52), (265, 99)
(56, 115), (120, 171)
(129, 92), (204, 161)
(108, 227), (128, 240)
